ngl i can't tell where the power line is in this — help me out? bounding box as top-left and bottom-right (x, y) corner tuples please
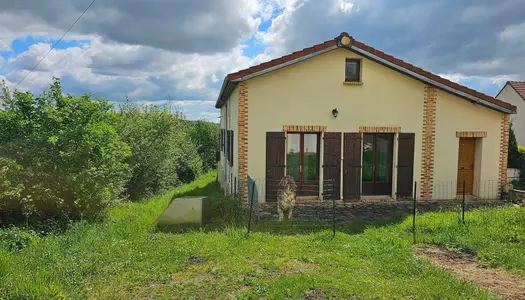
(171, 89), (218, 101)
(15, 0), (97, 88)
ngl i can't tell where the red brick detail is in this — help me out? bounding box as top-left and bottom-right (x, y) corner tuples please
(499, 113), (510, 196)
(456, 131), (488, 138)
(359, 126), (401, 133)
(238, 83), (249, 206)
(282, 125), (327, 132)
(420, 86), (437, 200)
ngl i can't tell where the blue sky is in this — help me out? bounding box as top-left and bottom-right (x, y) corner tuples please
(0, 0), (523, 120)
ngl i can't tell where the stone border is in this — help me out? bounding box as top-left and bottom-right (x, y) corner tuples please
(282, 125), (327, 132)
(420, 86), (437, 200)
(456, 131), (487, 138)
(499, 114), (510, 197)
(258, 200), (507, 223)
(359, 126), (401, 133)
(238, 83), (249, 205)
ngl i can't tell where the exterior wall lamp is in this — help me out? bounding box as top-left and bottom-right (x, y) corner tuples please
(332, 108), (339, 118)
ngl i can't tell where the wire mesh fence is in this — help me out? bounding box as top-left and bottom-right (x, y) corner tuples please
(508, 176), (525, 190)
(244, 178), (509, 237)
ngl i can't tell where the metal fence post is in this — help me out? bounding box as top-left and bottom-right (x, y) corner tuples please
(332, 180), (336, 239)
(246, 180), (256, 237)
(413, 181), (417, 244)
(462, 180), (466, 224)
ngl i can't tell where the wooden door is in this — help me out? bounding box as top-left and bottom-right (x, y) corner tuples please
(396, 133), (415, 199)
(343, 133), (362, 200)
(266, 132), (286, 201)
(457, 138), (475, 195)
(323, 132), (341, 200)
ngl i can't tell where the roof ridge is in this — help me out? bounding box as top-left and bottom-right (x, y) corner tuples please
(216, 32), (517, 113)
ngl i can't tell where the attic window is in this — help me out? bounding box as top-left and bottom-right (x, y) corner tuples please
(345, 58), (361, 83)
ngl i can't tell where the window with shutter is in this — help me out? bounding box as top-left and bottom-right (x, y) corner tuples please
(226, 130), (233, 167)
(220, 129), (225, 152)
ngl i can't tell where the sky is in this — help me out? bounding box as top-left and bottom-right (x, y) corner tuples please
(0, 0), (524, 121)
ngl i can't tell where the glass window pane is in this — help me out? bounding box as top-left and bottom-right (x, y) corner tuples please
(287, 134), (300, 180)
(303, 134), (318, 181)
(376, 135), (390, 182)
(345, 61), (358, 81)
(362, 134), (373, 182)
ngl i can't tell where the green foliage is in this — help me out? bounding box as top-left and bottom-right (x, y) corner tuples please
(188, 120), (219, 171)
(0, 227), (38, 251)
(508, 123), (521, 168)
(111, 101), (203, 200)
(0, 172), (521, 298)
(412, 206), (525, 272)
(0, 79), (131, 221)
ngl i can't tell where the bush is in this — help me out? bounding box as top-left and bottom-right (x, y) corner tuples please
(508, 123), (522, 168)
(112, 101), (202, 200)
(0, 79), (131, 222)
(188, 120), (219, 171)
(0, 227), (39, 251)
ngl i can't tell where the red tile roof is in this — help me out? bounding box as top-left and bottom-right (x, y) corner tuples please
(508, 81), (525, 101)
(220, 32), (516, 113)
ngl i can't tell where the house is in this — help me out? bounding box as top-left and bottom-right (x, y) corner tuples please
(496, 81), (525, 145)
(216, 32), (517, 204)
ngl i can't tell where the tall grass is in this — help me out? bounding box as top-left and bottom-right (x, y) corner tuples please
(409, 205), (525, 274)
(0, 171), (523, 299)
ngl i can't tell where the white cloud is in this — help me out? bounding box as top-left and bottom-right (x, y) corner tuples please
(500, 22), (525, 43)
(332, 0), (355, 15)
(439, 73), (517, 87)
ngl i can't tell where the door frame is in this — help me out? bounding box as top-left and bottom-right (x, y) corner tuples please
(362, 133), (394, 196)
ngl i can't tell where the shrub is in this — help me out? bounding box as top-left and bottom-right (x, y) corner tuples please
(188, 120), (219, 171)
(0, 227), (39, 251)
(0, 79), (131, 221)
(508, 123), (521, 168)
(112, 101), (202, 200)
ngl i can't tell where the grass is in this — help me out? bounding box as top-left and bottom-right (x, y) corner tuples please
(0, 171), (523, 299)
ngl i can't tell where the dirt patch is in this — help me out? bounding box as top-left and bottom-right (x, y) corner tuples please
(414, 246), (525, 300)
(186, 255), (207, 264)
(303, 288), (324, 299)
(282, 259), (320, 275)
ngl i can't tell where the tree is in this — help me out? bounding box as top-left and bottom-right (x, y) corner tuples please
(508, 122), (521, 168)
(0, 79), (131, 221)
(111, 100), (202, 200)
(188, 120), (219, 171)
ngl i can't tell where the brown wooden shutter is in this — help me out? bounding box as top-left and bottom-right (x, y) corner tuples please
(323, 132), (341, 200)
(396, 133), (415, 199)
(228, 130), (234, 166)
(266, 132), (286, 202)
(343, 133), (362, 200)
(220, 129), (225, 152)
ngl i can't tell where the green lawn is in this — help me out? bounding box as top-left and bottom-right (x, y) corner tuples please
(1, 171), (524, 299)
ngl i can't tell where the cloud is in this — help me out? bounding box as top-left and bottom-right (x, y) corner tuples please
(0, 0), (268, 54)
(1, 0), (525, 121)
(257, 0), (525, 81)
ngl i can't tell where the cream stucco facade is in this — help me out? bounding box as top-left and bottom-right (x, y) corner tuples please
(218, 86), (239, 194)
(218, 47), (510, 203)
(497, 84), (525, 146)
